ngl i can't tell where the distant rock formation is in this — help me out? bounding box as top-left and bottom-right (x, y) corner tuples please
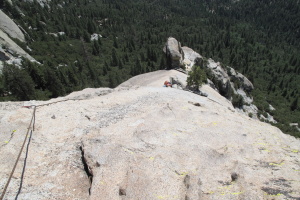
(163, 37), (183, 69)
(0, 10), (36, 70)
(0, 10), (25, 42)
(163, 37), (256, 116)
(205, 59), (254, 99)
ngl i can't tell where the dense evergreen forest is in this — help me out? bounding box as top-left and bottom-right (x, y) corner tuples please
(0, 0), (299, 137)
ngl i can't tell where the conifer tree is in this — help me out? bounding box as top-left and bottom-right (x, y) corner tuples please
(3, 64), (35, 100)
(291, 97), (298, 111)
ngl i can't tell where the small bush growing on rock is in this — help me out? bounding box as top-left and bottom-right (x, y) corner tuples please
(187, 65), (207, 91)
(232, 93), (244, 108)
(227, 67), (232, 76)
(232, 79), (241, 90)
(195, 57), (208, 68)
(262, 112), (268, 118)
(180, 64), (186, 71)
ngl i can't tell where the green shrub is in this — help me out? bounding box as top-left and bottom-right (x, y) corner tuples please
(187, 65), (207, 90)
(232, 93), (244, 108)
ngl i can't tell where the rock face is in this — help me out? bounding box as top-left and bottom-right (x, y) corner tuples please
(0, 10), (36, 70)
(0, 70), (300, 200)
(0, 30), (35, 70)
(205, 59), (254, 100)
(229, 67), (254, 92)
(163, 37), (183, 69)
(181, 46), (202, 71)
(0, 10), (25, 42)
(206, 58), (232, 96)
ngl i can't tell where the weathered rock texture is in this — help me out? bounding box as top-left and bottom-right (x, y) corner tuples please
(0, 10), (25, 42)
(0, 70), (299, 200)
(0, 29), (34, 71)
(0, 10), (35, 70)
(181, 46), (202, 71)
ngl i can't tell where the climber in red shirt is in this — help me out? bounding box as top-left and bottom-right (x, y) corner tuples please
(164, 80), (172, 87)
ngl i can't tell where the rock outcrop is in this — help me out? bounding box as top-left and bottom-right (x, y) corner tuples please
(0, 10), (36, 70)
(0, 30), (35, 70)
(163, 37), (183, 69)
(206, 58), (232, 97)
(162, 38), (254, 94)
(163, 37), (203, 71)
(0, 70), (299, 200)
(0, 10), (25, 42)
(90, 33), (102, 41)
(163, 37), (256, 116)
(229, 67), (254, 92)
(181, 46), (202, 71)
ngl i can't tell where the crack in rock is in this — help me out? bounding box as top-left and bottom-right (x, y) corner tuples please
(79, 145), (93, 195)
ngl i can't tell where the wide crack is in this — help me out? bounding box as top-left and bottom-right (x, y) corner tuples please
(79, 146), (93, 195)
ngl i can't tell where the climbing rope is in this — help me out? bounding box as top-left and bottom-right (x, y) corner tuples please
(0, 106), (36, 200)
(0, 98), (86, 199)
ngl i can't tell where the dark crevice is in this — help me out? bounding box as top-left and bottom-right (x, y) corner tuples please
(231, 172), (238, 182)
(184, 175), (191, 200)
(119, 188), (126, 196)
(79, 146), (93, 195)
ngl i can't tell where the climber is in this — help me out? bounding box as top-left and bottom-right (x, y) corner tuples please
(164, 80), (172, 87)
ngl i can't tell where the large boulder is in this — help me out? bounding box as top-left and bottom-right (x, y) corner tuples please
(163, 37), (183, 69)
